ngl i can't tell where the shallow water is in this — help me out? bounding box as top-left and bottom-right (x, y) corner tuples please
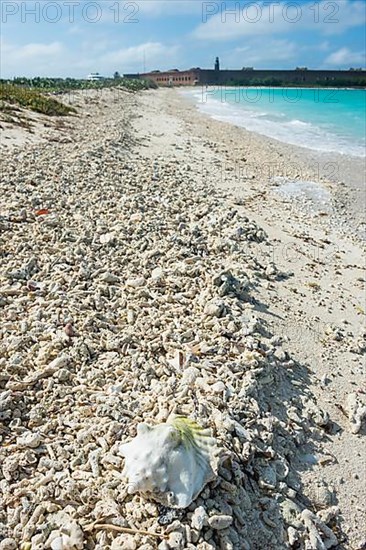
(184, 87), (366, 158)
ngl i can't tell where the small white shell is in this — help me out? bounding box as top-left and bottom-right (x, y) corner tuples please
(119, 416), (217, 508)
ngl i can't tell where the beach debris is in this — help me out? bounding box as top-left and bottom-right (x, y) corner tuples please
(119, 416), (217, 508)
(26, 280), (40, 291)
(346, 392), (366, 433)
(35, 208), (50, 216)
(16, 431), (42, 449)
(64, 322), (76, 338)
(99, 232), (114, 244)
(84, 523), (167, 539)
(151, 266), (164, 281)
(167, 350), (186, 371)
(0, 540), (17, 550)
(101, 271), (119, 284)
(208, 514), (233, 530)
(190, 506), (208, 531)
(301, 509), (338, 549)
(44, 510), (83, 550)
(126, 276), (145, 288)
(212, 270), (249, 300)
(0, 87), (359, 549)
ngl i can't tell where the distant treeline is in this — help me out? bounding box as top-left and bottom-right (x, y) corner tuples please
(0, 76), (157, 92)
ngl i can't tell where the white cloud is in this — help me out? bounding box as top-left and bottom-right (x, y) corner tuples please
(1, 40), (63, 60)
(0, 40), (65, 76)
(192, 0), (366, 41)
(225, 39), (297, 68)
(100, 42), (180, 70)
(325, 47), (366, 66)
(320, 0), (366, 35)
(0, 38), (179, 77)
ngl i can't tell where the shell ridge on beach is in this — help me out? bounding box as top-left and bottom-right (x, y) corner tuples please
(1, 86), (364, 548)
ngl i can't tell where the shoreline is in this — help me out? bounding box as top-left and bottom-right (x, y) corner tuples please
(178, 88), (366, 242)
(1, 87), (365, 549)
(133, 88), (366, 546)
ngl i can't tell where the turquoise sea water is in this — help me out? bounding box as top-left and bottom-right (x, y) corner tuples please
(184, 87), (366, 157)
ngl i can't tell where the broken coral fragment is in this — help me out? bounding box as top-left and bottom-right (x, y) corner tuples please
(346, 392), (366, 434)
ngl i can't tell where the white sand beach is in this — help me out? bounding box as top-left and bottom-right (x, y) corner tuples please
(0, 87), (365, 550)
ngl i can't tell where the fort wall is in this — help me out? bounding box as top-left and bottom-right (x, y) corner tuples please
(126, 68), (366, 87)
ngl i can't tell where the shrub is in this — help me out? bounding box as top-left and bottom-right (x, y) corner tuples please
(0, 84), (76, 116)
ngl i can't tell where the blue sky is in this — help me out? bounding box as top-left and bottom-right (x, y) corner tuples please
(1, 0), (365, 78)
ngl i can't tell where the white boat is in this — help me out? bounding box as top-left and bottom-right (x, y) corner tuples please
(86, 72), (105, 81)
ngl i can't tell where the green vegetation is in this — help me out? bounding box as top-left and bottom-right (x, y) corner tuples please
(0, 84), (76, 116)
(1, 76), (157, 92)
(0, 77), (156, 119)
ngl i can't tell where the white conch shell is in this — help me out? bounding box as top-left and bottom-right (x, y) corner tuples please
(119, 416), (217, 508)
